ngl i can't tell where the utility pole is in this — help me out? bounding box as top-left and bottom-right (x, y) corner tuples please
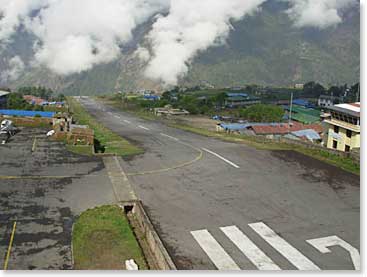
(288, 92), (293, 132)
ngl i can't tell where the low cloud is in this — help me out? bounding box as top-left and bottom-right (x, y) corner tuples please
(0, 0), (358, 86)
(0, 0), (49, 42)
(285, 0), (356, 29)
(143, 0), (266, 86)
(27, 0), (170, 74)
(1, 56), (25, 82)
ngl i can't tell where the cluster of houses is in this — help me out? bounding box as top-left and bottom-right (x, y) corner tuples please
(224, 92), (261, 108)
(0, 97), (94, 146)
(137, 87), (360, 153)
(23, 95), (65, 107)
(216, 101), (360, 153)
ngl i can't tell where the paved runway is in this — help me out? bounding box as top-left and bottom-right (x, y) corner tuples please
(81, 97), (360, 270)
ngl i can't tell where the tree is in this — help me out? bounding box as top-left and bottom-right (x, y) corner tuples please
(16, 86), (54, 100)
(178, 95), (199, 114)
(327, 86), (343, 97)
(56, 93), (66, 101)
(214, 92), (227, 108)
(239, 104), (284, 122)
(303, 81), (325, 98)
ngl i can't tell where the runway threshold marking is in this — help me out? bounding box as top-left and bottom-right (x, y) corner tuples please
(220, 226), (280, 270)
(3, 221), (17, 270)
(249, 222), (320, 270)
(202, 148), (240, 168)
(191, 229), (240, 270)
(138, 125), (150, 131)
(160, 133), (179, 141)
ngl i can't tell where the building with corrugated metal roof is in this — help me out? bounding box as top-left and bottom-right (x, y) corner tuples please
(0, 91), (10, 109)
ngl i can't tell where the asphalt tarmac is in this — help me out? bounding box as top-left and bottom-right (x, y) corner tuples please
(0, 128), (115, 269)
(81, 97), (360, 271)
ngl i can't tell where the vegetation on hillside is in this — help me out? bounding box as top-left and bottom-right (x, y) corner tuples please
(0, 2), (359, 95)
(238, 104), (284, 122)
(5, 87), (66, 112)
(6, 93), (45, 111)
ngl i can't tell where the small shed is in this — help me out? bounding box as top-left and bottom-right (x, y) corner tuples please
(53, 112), (72, 132)
(291, 129), (321, 142)
(67, 125), (94, 145)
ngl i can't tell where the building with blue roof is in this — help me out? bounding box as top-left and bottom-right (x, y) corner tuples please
(143, 95), (160, 101)
(292, 99), (315, 108)
(0, 109), (55, 118)
(226, 92), (248, 98)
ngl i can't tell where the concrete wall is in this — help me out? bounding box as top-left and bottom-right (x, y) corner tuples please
(0, 116), (52, 128)
(122, 201), (176, 270)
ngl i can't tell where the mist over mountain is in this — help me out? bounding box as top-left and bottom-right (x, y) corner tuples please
(0, 1), (360, 95)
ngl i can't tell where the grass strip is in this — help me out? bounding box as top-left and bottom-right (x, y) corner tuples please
(72, 205), (148, 270)
(67, 97), (143, 157)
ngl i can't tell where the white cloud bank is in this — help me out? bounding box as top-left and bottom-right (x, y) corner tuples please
(0, 0), (358, 85)
(1, 56), (25, 82)
(285, 0), (356, 29)
(142, 0), (266, 86)
(28, 0), (170, 74)
(0, 0), (49, 42)
(0, 0), (170, 75)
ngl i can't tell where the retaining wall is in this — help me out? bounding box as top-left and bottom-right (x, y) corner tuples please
(121, 201), (176, 270)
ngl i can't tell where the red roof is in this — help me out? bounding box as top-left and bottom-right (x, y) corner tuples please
(349, 103), (360, 108)
(251, 122), (323, 135)
(23, 95), (46, 105)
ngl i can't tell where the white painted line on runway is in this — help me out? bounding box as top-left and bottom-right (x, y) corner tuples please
(249, 222), (320, 270)
(191, 229), (240, 270)
(202, 148), (240, 168)
(307, 236), (360, 270)
(123, 120), (131, 124)
(138, 125), (150, 131)
(160, 133), (179, 141)
(220, 226), (281, 270)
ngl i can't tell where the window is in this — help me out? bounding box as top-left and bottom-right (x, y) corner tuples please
(345, 145), (350, 152)
(334, 125), (339, 133)
(333, 140), (338, 149)
(346, 129), (352, 138)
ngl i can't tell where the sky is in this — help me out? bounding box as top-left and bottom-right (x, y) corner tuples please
(0, 0), (358, 85)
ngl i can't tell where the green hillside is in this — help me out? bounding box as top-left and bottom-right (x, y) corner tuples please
(1, 1), (359, 95)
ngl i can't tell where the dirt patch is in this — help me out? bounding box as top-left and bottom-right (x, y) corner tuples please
(271, 150), (359, 190)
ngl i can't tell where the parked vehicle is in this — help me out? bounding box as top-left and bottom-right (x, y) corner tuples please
(0, 119), (17, 143)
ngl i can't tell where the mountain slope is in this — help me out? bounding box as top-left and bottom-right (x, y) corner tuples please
(0, 1), (359, 95)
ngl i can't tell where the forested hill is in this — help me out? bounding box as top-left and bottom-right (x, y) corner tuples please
(0, 1), (360, 95)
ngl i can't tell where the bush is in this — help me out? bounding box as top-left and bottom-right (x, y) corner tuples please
(239, 104), (284, 122)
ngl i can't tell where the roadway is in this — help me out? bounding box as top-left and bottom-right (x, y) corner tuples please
(80, 97), (360, 271)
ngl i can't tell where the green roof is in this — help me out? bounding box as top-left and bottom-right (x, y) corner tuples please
(292, 106), (321, 117)
(291, 113), (320, 124)
(289, 106), (320, 124)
